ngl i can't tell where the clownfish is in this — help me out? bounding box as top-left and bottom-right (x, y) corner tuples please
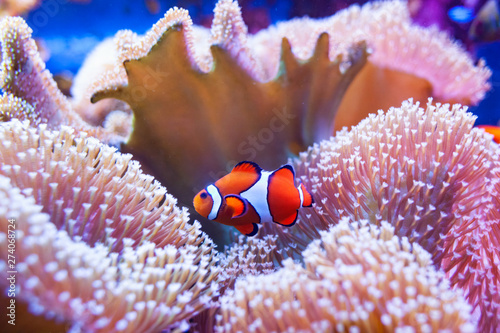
(477, 124), (500, 143)
(193, 161), (314, 236)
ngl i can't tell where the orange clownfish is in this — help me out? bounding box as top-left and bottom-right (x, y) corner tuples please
(193, 161), (314, 236)
(477, 125), (500, 143)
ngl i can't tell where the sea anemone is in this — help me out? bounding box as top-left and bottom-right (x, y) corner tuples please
(217, 235), (279, 292)
(189, 235), (280, 333)
(286, 98), (491, 257)
(440, 143), (500, 331)
(0, 119), (219, 332)
(281, 98), (497, 331)
(217, 219), (475, 332)
(0, 17), (120, 143)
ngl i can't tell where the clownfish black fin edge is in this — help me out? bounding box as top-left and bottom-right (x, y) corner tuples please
(232, 161), (263, 174)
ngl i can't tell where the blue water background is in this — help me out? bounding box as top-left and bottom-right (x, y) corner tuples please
(25, 0), (500, 125)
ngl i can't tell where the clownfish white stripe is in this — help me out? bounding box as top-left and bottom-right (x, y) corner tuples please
(298, 184), (304, 207)
(207, 184), (222, 220)
(240, 171), (272, 223)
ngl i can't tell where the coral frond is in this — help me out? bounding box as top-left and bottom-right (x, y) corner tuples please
(0, 119), (220, 332)
(217, 219), (475, 332)
(0, 17), (71, 125)
(0, 17), (113, 141)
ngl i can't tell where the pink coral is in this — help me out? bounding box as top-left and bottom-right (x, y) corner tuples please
(250, 1), (491, 131)
(440, 144), (500, 331)
(278, 98), (498, 331)
(0, 119), (219, 332)
(0, 16), (120, 143)
(0, 17), (81, 127)
(217, 219), (475, 332)
(290, 99), (492, 260)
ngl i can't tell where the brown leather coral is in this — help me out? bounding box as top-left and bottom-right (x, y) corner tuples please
(90, 1), (368, 210)
(248, 1), (491, 132)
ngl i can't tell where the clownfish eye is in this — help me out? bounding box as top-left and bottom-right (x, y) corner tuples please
(200, 192), (208, 199)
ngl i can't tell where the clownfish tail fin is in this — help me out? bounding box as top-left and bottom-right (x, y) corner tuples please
(299, 183), (314, 207)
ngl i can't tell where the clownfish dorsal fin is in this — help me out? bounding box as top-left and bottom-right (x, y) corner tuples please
(231, 161), (262, 175)
(235, 223), (259, 236)
(272, 164), (295, 183)
(225, 194), (247, 218)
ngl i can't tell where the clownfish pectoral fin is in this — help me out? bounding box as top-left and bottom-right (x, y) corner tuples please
(275, 210), (298, 227)
(225, 194), (247, 218)
(231, 161), (263, 174)
(235, 223), (259, 236)
(299, 183), (314, 207)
